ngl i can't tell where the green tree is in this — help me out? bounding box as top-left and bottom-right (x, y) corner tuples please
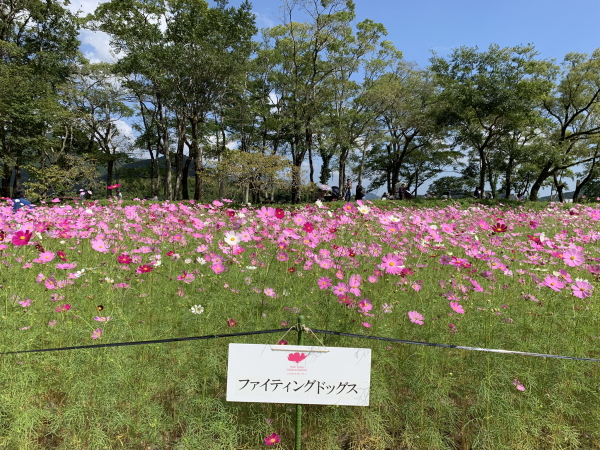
(260, 0), (358, 203)
(0, 0), (81, 196)
(528, 49), (600, 201)
(361, 65), (445, 195)
(429, 44), (553, 196)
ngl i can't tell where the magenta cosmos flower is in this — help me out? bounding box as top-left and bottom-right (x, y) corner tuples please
(136, 264), (154, 274)
(381, 253), (403, 275)
(408, 311), (424, 325)
(117, 254), (132, 264)
(264, 433), (281, 445)
(12, 230), (32, 246)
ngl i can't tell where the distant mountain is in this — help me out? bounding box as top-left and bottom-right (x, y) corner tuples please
(539, 191), (575, 202)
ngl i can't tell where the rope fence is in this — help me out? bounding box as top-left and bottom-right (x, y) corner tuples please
(2, 326), (600, 362)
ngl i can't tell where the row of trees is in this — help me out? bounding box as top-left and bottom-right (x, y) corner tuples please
(2, 0), (600, 203)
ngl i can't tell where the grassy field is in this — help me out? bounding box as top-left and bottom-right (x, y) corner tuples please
(1, 197), (600, 449)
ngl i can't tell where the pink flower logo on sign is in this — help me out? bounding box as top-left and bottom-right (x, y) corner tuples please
(287, 353), (307, 363)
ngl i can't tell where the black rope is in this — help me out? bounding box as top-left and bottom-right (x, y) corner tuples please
(311, 329), (600, 363)
(0, 328), (290, 356)
(3, 326), (600, 363)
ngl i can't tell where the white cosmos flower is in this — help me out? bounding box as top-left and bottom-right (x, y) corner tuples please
(358, 205), (371, 214)
(315, 200), (323, 208)
(389, 216), (400, 223)
(190, 305), (204, 314)
(184, 258), (192, 264)
(224, 231), (241, 246)
(246, 265), (258, 270)
(196, 257), (207, 265)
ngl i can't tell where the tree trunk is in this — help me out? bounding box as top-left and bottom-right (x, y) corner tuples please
(358, 141), (367, 187)
(573, 152), (598, 203)
(174, 118), (186, 200)
(504, 155), (514, 199)
(529, 163), (553, 201)
(162, 127), (172, 200)
(554, 171), (565, 203)
(182, 156), (192, 200)
(106, 159), (114, 198)
(306, 127), (314, 184)
(478, 149), (486, 195)
(190, 117), (203, 201)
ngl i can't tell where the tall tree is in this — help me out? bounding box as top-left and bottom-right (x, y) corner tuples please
(429, 44), (553, 196)
(68, 63), (134, 197)
(362, 64), (445, 195)
(528, 49), (600, 201)
(260, 0), (358, 203)
(0, 0), (81, 196)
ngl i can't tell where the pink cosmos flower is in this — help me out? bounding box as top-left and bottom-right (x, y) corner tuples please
(571, 280), (593, 299)
(177, 271), (195, 283)
(362, 322), (371, 328)
(542, 275), (565, 291)
(562, 249), (584, 267)
(469, 278), (484, 292)
(94, 316), (111, 322)
(513, 379), (525, 391)
(91, 239), (109, 253)
(411, 282), (422, 292)
(276, 252), (288, 262)
(91, 328), (102, 340)
(227, 318), (238, 327)
(45, 278), (58, 290)
(441, 223), (454, 233)
(264, 287), (277, 298)
(317, 277), (332, 289)
(358, 298), (372, 312)
(18, 299), (31, 307)
(368, 275), (378, 283)
(36, 251), (55, 263)
(332, 282), (349, 296)
(211, 262), (225, 274)
(381, 253), (403, 275)
(48, 320), (57, 327)
(450, 302), (465, 314)
(408, 311), (424, 325)
(318, 259), (334, 269)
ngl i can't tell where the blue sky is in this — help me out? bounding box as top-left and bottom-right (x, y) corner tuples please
(245, 0), (600, 67)
(73, 0), (600, 196)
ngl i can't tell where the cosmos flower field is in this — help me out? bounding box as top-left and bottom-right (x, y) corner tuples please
(1, 198), (600, 449)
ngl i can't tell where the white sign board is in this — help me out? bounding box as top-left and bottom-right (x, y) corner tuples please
(226, 344), (371, 406)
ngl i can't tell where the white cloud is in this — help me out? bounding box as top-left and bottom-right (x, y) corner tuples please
(79, 29), (118, 63)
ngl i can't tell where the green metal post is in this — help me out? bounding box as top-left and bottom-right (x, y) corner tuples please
(295, 315), (305, 450)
